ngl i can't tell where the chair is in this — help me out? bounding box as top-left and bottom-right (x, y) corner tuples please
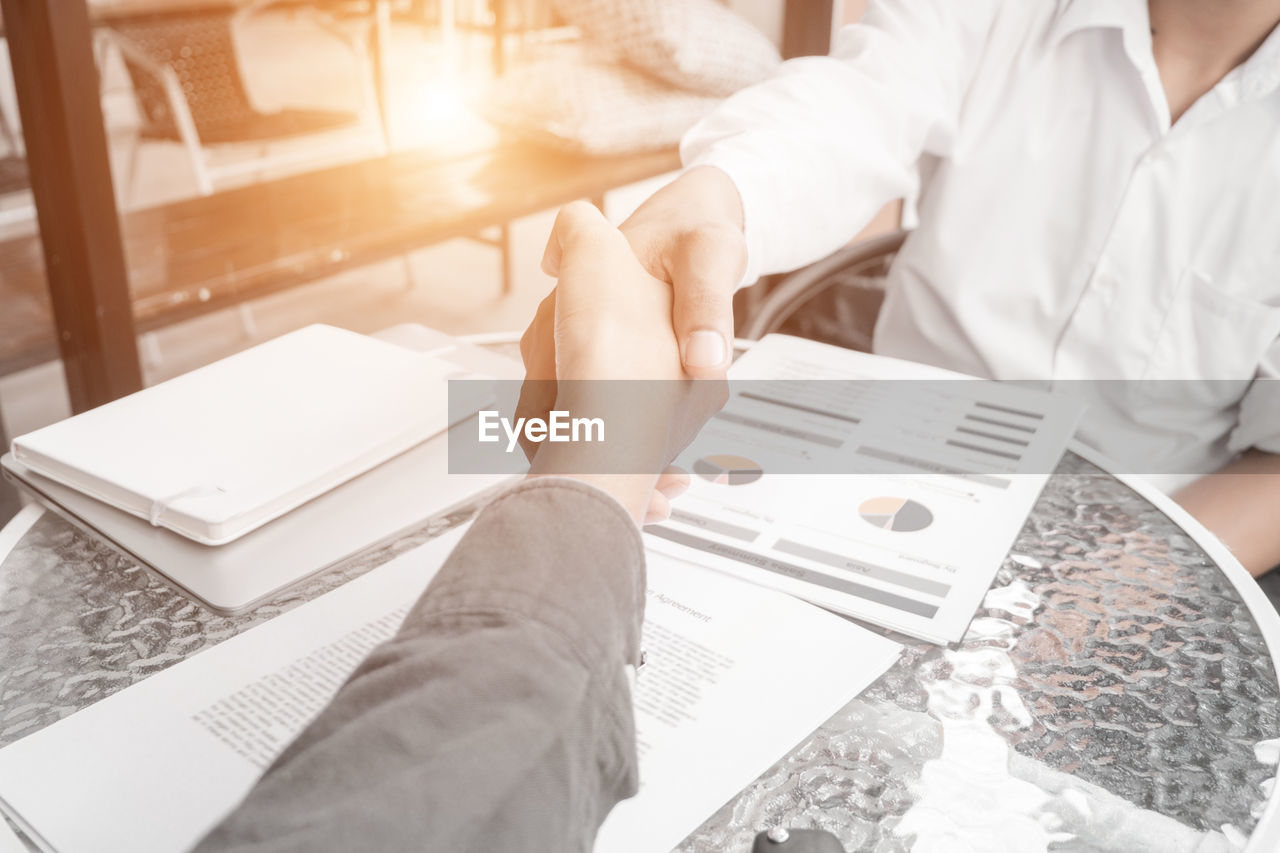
(100, 1), (388, 197)
(739, 229), (909, 352)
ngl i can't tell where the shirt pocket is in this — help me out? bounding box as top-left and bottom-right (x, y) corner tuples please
(1137, 269), (1280, 412)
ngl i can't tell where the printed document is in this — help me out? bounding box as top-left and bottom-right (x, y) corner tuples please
(0, 523), (899, 852)
(650, 335), (1082, 644)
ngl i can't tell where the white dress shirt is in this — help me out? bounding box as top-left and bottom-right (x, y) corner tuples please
(682, 0), (1280, 487)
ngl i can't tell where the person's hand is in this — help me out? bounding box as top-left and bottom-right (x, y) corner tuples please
(520, 167), (746, 411)
(607, 166), (747, 375)
(517, 167), (744, 518)
(520, 201), (727, 523)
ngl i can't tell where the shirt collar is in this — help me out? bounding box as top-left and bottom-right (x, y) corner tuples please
(1050, 0), (1156, 87)
(1236, 21), (1280, 101)
(1050, 0), (1148, 47)
(1051, 0), (1280, 102)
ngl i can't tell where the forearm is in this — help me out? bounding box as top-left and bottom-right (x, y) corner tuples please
(197, 479), (645, 852)
(679, 0), (1000, 282)
(1173, 450), (1280, 577)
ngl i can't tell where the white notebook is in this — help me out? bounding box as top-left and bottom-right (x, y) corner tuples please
(11, 325), (460, 545)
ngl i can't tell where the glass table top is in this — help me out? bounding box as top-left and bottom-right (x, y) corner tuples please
(0, 452), (1276, 852)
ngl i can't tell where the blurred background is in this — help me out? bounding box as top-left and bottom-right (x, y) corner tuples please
(0, 0), (880, 524)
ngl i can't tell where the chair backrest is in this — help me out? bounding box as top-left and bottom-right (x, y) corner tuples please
(113, 11), (257, 142)
(739, 230), (908, 351)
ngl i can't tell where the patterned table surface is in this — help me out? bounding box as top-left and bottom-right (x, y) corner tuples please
(1, 451), (1277, 852)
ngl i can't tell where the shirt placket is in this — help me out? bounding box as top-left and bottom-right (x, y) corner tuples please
(1050, 12), (1242, 382)
(1052, 156), (1172, 381)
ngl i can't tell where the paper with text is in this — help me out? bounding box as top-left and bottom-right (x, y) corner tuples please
(0, 524), (899, 853)
(596, 552), (900, 852)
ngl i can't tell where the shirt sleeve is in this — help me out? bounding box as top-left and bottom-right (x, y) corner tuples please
(194, 478), (646, 853)
(680, 0), (1002, 285)
(1229, 337), (1280, 455)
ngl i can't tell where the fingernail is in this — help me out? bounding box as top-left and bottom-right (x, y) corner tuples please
(683, 330), (727, 368)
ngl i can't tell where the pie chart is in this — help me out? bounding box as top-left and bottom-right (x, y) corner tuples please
(859, 496), (933, 533)
(693, 454), (764, 486)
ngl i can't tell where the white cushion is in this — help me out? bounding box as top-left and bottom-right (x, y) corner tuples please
(552, 0), (781, 97)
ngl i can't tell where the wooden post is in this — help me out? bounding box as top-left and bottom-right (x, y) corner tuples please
(782, 0), (836, 59)
(1, 0), (143, 412)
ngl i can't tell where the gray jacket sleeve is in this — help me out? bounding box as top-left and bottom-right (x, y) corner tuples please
(195, 478), (646, 853)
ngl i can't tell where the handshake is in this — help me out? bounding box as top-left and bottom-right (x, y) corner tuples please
(515, 167), (747, 524)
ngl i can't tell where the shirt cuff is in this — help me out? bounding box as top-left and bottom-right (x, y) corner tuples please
(409, 478), (648, 677)
(1230, 377), (1280, 455)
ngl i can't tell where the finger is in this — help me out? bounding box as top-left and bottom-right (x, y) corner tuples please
(540, 229), (561, 278)
(664, 225), (745, 378)
(516, 293), (559, 463)
(520, 291), (558, 380)
(618, 225), (671, 284)
(548, 201), (637, 302)
(643, 489), (672, 525)
(513, 379), (556, 463)
(543, 199), (611, 277)
(656, 466), (690, 500)
(545, 200), (611, 272)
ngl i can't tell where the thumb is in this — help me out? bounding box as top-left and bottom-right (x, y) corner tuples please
(542, 200), (612, 278)
(665, 225), (745, 377)
(540, 230), (562, 278)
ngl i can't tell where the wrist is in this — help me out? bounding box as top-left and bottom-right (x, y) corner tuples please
(526, 384), (676, 523)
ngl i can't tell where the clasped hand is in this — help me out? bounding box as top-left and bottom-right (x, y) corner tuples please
(516, 196), (738, 523)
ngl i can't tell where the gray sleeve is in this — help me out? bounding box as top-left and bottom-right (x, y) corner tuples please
(195, 478), (646, 853)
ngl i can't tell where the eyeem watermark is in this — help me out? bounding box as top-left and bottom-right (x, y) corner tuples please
(478, 410), (605, 453)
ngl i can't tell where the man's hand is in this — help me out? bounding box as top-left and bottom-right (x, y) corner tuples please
(520, 200), (728, 524)
(601, 166), (747, 375)
(521, 167), (747, 399)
